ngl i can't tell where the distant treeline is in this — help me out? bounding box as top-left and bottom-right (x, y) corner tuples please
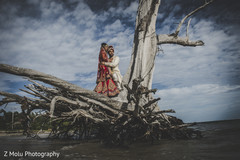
(0, 109), (50, 131)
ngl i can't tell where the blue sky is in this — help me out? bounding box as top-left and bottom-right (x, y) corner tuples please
(0, 0), (240, 122)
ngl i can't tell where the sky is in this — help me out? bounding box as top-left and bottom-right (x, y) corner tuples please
(0, 0), (240, 122)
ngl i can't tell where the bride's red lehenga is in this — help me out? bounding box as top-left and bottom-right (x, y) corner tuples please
(94, 47), (119, 97)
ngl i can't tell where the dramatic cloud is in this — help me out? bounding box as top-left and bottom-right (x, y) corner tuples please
(0, 0), (135, 90)
(154, 19), (240, 88)
(0, 0), (240, 122)
(151, 1), (240, 122)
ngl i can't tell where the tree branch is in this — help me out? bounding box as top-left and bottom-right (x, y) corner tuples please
(49, 96), (89, 117)
(157, 34), (204, 46)
(61, 109), (104, 123)
(0, 64), (122, 109)
(186, 18), (192, 40)
(174, 0), (214, 37)
(154, 109), (176, 114)
(142, 97), (161, 109)
(0, 91), (49, 110)
(0, 91), (25, 103)
(157, 0), (214, 47)
(24, 85), (51, 101)
(19, 89), (39, 97)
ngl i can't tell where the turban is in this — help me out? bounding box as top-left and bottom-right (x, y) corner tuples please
(108, 46), (114, 52)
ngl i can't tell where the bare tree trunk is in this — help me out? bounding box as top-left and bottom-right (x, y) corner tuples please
(120, 0), (213, 101)
(123, 0), (161, 90)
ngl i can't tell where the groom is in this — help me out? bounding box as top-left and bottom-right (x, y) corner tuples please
(102, 46), (123, 90)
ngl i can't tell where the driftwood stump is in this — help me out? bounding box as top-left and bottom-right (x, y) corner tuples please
(0, 64), (201, 145)
(0, 0), (214, 145)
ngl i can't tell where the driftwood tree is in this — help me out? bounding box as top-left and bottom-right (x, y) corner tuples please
(0, 0), (213, 145)
(122, 0), (213, 90)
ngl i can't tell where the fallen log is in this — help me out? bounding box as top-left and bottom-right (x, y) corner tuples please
(0, 64), (201, 145)
(0, 64), (122, 109)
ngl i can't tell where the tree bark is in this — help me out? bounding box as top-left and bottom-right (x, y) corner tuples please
(123, 0), (161, 90)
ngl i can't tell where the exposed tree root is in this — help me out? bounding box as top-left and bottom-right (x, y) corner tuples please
(0, 64), (201, 145)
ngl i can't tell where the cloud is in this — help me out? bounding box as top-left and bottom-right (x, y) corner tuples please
(153, 1), (240, 122)
(0, 80), (11, 92)
(0, 0), (134, 91)
(0, 0), (239, 122)
(158, 84), (240, 98)
(154, 18), (240, 88)
(108, 1), (138, 21)
(157, 84), (240, 122)
(103, 19), (124, 36)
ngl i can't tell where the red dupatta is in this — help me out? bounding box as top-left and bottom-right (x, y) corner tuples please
(94, 47), (119, 97)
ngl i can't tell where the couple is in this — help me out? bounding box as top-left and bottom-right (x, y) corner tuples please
(94, 43), (122, 97)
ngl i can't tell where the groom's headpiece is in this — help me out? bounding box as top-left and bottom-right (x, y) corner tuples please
(108, 46), (114, 52)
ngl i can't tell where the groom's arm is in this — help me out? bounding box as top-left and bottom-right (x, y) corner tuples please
(104, 57), (119, 67)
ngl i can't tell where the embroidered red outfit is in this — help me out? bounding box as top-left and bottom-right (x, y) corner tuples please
(94, 47), (119, 97)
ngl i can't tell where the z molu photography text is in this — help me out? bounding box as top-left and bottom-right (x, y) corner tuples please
(3, 150), (60, 158)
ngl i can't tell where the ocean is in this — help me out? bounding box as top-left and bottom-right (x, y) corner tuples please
(0, 119), (240, 160)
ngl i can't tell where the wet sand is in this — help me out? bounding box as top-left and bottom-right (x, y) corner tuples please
(0, 119), (240, 160)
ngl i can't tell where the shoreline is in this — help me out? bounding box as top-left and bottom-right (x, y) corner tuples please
(0, 130), (23, 136)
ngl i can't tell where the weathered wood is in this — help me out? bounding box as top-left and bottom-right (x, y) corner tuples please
(0, 91), (25, 103)
(49, 96), (89, 117)
(24, 85), (51, 101)
(157, 34), (204, 46)
(0, 64), (122, 109)
(174, 0), (214, 37)
(0, 76), (201, 144)
(19, 88), (39, 97)
(61, 109), (104, 123)
(154, 109), (176, 114)
(122, 0), (214, 97)
(0, 0), (212, 144)
(122, 0), (161, 90)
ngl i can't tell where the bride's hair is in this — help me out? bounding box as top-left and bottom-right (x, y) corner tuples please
(101, 43), (108, 48)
